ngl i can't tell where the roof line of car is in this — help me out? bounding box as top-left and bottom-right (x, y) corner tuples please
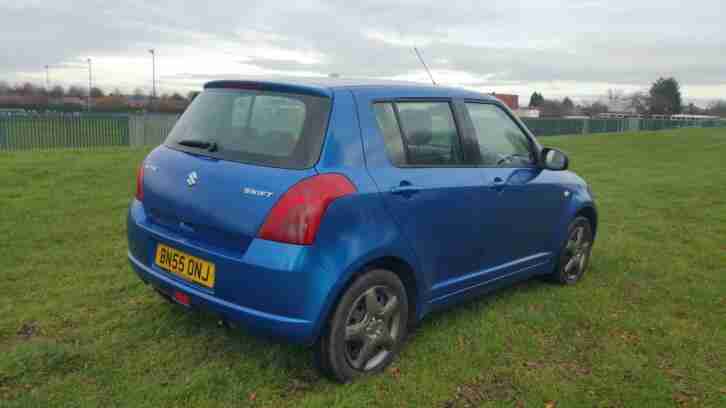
(204, 79), (497, 101)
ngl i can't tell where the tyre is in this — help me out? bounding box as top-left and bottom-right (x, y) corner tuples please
(551, 216), (594, 285)
(315, 269), (408, 383)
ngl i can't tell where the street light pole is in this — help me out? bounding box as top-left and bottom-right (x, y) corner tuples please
(149, 49), (156, 100)
(87, 58), (92, 112)
(44, 65), (50, 91)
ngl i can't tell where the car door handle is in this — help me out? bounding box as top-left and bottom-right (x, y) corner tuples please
(391, 183), (420, 198)
(490, 177), (506, 192)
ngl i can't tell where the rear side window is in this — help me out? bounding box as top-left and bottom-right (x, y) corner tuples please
(373, 103), (406, 166)
(165, 89), (331, 169)
(373, 101), (462, 166)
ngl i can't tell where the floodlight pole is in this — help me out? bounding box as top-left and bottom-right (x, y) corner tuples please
(149, 49), (157, 100)
(87, 58), (92, 112)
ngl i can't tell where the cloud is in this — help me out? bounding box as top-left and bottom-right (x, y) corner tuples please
(1, 0), (724, 101)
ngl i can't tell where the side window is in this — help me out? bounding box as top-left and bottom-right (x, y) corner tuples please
(373, 101), (462, 166)
(397, 102), (461, 165)
(373, 103), (406, 166)
(465, 103), (534, 167)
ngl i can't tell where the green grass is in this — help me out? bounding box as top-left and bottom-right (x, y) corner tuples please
(1, 128), (725, 407)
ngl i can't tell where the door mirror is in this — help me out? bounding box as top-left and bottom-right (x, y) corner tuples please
(541, 148), (569, 171)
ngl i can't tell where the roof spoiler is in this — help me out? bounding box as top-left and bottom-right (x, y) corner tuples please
(204, 80), (331, 98)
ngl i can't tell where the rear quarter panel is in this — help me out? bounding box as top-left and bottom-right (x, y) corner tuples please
(309, 89), (424, 336)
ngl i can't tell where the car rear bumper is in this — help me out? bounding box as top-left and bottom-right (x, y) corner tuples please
(128, 252), (315, 344)
(126, 200), (333, 345)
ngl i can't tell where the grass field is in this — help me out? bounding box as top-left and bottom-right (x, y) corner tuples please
(1, 128), (724, 407)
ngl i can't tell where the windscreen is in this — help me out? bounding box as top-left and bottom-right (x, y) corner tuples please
(165, 89), (332, 169)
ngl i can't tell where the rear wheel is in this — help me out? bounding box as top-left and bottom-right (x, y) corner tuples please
(315, 269), (408, 383)
(551, 216), (594, 285)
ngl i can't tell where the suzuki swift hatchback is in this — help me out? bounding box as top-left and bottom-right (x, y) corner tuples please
(127, 79), (597, 382)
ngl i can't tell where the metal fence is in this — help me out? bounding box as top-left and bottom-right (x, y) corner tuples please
(0, 113), (178, 151)
(0, 113), (724, 151)
(521, 117), (726, 137)
(128, 114), (178, 147)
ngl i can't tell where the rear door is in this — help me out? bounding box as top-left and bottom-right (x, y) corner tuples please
(356, 94), (504, 300)
(141, 87), (331, 255)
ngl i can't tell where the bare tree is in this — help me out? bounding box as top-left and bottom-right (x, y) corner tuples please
(15, 82), (40, 96)
(539, 100), (568, 117)
(684, 103), (703, 115)
(581, 102), (609, 117)
(66, 85), (87, 97)
(50, 85), (65, 98)
(607, 89), (624, 104)
(562, 97), (575, 114)
(626, 92), (649, 114)
(707, 100), (726, 117)
(0, 81), (11, 95)
(90, 87), (105, 98)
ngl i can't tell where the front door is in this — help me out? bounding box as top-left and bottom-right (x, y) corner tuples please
(459, 101), (566, 269)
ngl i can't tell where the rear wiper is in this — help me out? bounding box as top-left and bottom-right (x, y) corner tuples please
(177, 139), (218, 152)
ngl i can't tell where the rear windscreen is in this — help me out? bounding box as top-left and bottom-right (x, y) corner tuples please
(165, 89), (331, 169)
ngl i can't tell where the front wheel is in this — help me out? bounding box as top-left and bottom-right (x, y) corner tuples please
(551, 216), (594, 285)
(315, 269), (408, 383)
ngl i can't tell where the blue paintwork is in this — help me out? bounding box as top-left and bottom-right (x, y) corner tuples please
(127, 79), (597, 345)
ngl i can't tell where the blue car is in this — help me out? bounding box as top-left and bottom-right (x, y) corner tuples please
(127, 79), (597, 382)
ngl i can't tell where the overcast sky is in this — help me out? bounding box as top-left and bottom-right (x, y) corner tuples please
(1, 0), (724, 104)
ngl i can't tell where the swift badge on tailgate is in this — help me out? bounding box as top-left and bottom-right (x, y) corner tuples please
(243, 187), (273, 198)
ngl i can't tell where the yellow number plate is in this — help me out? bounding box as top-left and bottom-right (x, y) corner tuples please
(154, 244), (216, 288)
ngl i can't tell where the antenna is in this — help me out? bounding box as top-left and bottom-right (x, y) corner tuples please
(413, 47), (437, 86)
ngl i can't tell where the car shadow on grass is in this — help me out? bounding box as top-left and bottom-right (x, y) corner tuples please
(146, 294), (325, 394)
(146, 270), (564, 387)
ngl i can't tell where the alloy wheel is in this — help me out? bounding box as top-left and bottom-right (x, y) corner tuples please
(343, 285), (402, 371)
(562, 225), (592, 281)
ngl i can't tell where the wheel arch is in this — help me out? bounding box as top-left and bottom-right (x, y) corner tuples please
(357, 256), (420, 329)
(312, 253), (422, 344)
(576, 205), (598, 238)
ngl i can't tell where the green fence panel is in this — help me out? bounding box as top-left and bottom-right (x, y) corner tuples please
(0, 114), (133, 151)
(0, 117), (6, 150)
(521, 117), (726, 137)
(0, 114), (721, 151)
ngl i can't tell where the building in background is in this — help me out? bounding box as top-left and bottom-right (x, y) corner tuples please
(489, 92), (540, 117)
(127, 95), (148, 109)
(492, 93), (519, 110)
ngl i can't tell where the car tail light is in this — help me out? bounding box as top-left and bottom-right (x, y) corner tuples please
(258, 174), (356, 245)
(135, 164), (144, 201)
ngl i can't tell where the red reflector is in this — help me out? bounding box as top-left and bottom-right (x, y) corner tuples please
(173, 290), (190, 306)
(257, 173), (356, 245)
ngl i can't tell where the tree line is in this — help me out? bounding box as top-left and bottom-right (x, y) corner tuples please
(0, 81), (201, 113)
(0, 81), (199, 101)
(528, 77), (726, 118)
